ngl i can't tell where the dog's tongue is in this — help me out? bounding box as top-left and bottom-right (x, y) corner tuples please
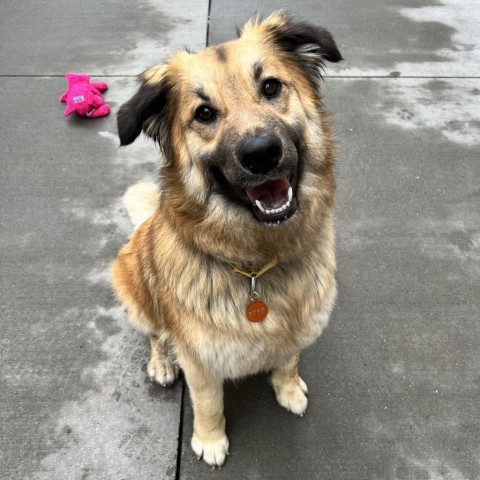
(246, 178), (291, 209)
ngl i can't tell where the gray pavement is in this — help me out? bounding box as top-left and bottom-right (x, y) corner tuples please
(1, 1), (479, 479)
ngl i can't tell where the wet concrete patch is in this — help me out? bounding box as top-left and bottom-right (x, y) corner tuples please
(374, 78), (480, 146)
(209, 0), (480, 76)
(330, 79), (480, 478)
(28, 307), (182, 480)
(328, 77), (480, 147)
(0, 0), (209, 76)
(0, 76), (182, 479)
(395, 0), (480, 74)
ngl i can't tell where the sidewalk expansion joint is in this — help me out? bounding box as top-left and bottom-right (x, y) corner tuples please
(324, 75), (480, 79)
(206, 0), (213, 47)
(175, 380), (186, 480)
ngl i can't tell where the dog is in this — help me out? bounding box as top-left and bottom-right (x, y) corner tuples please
(111, 11), (342, 467)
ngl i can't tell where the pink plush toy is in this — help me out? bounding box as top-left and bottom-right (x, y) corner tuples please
(60, 73), (110, 118)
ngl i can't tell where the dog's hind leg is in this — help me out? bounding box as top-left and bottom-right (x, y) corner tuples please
(271, 354), (309, 416)
(147, 333), (179, 387)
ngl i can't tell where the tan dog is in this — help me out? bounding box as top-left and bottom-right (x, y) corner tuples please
(111, 11), (342, 467)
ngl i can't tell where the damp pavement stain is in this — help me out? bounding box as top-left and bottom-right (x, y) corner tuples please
(375, 78), (480, 146)
(396, 0), (480, 76)
(363, 413), (475, 480)
(0, 80), (184, 478)
(331, 0), (480, 76)
(304, 78), (480, 480)
(208, 0), (480, 77)
(28, 306), (182, 480)
(30, 76), (184, 478)
(415, 215), (480, 279)
(0, 0), (209, 76)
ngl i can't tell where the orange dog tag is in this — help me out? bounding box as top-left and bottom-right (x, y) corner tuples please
(246, 299), (268, 322)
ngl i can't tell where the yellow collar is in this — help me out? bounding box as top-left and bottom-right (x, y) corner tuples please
(228, 257), (278, 279)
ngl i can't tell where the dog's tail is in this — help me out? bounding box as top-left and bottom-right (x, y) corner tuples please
(123, 182), (159, 230)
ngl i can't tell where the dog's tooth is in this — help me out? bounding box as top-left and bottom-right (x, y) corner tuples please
(288, 187), (293, 202)
(261, 198), (295, 217)
(263, 203), (292, 216)
(255, 200), (266, 214)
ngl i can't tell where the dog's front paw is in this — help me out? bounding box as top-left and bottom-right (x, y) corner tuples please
(147, 356), (178, 387)
(191, 432), (229, 468)
(272, 375), (308, 416)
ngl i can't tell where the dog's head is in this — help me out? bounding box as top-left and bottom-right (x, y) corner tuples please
(118, 11), (341, 229)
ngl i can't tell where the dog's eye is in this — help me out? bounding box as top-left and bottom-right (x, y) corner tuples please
(262, 79), (281, 98)
(195, 106), (216, 123)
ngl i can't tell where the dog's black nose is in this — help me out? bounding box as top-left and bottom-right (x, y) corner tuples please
(237, 134), (282, 174)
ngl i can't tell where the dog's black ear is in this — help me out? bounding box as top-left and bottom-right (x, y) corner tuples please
(269, 14), (342, 63)
(117, 66), (170, 147)
(260, 11), (343, 87)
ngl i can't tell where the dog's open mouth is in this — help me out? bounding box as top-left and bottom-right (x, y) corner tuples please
(245, 177), (297, 223)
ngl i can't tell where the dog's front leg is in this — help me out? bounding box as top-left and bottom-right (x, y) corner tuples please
(271, 353), (309, 416)
(182, 357), (229, 467)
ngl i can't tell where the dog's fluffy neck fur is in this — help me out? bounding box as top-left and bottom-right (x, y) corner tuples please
(157, 177), (335, 273)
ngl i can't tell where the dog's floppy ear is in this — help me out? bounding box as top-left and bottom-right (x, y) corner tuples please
(252, 11), (343, 87)
(117, 65), (170, 147)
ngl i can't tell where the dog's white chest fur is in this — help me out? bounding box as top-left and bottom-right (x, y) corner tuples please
(178, 271), (336, 379)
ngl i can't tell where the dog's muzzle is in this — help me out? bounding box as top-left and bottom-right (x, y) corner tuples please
(233, 133), (298, 224)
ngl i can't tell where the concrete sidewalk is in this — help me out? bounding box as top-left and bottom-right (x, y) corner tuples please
(1, 1), (479, 479)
